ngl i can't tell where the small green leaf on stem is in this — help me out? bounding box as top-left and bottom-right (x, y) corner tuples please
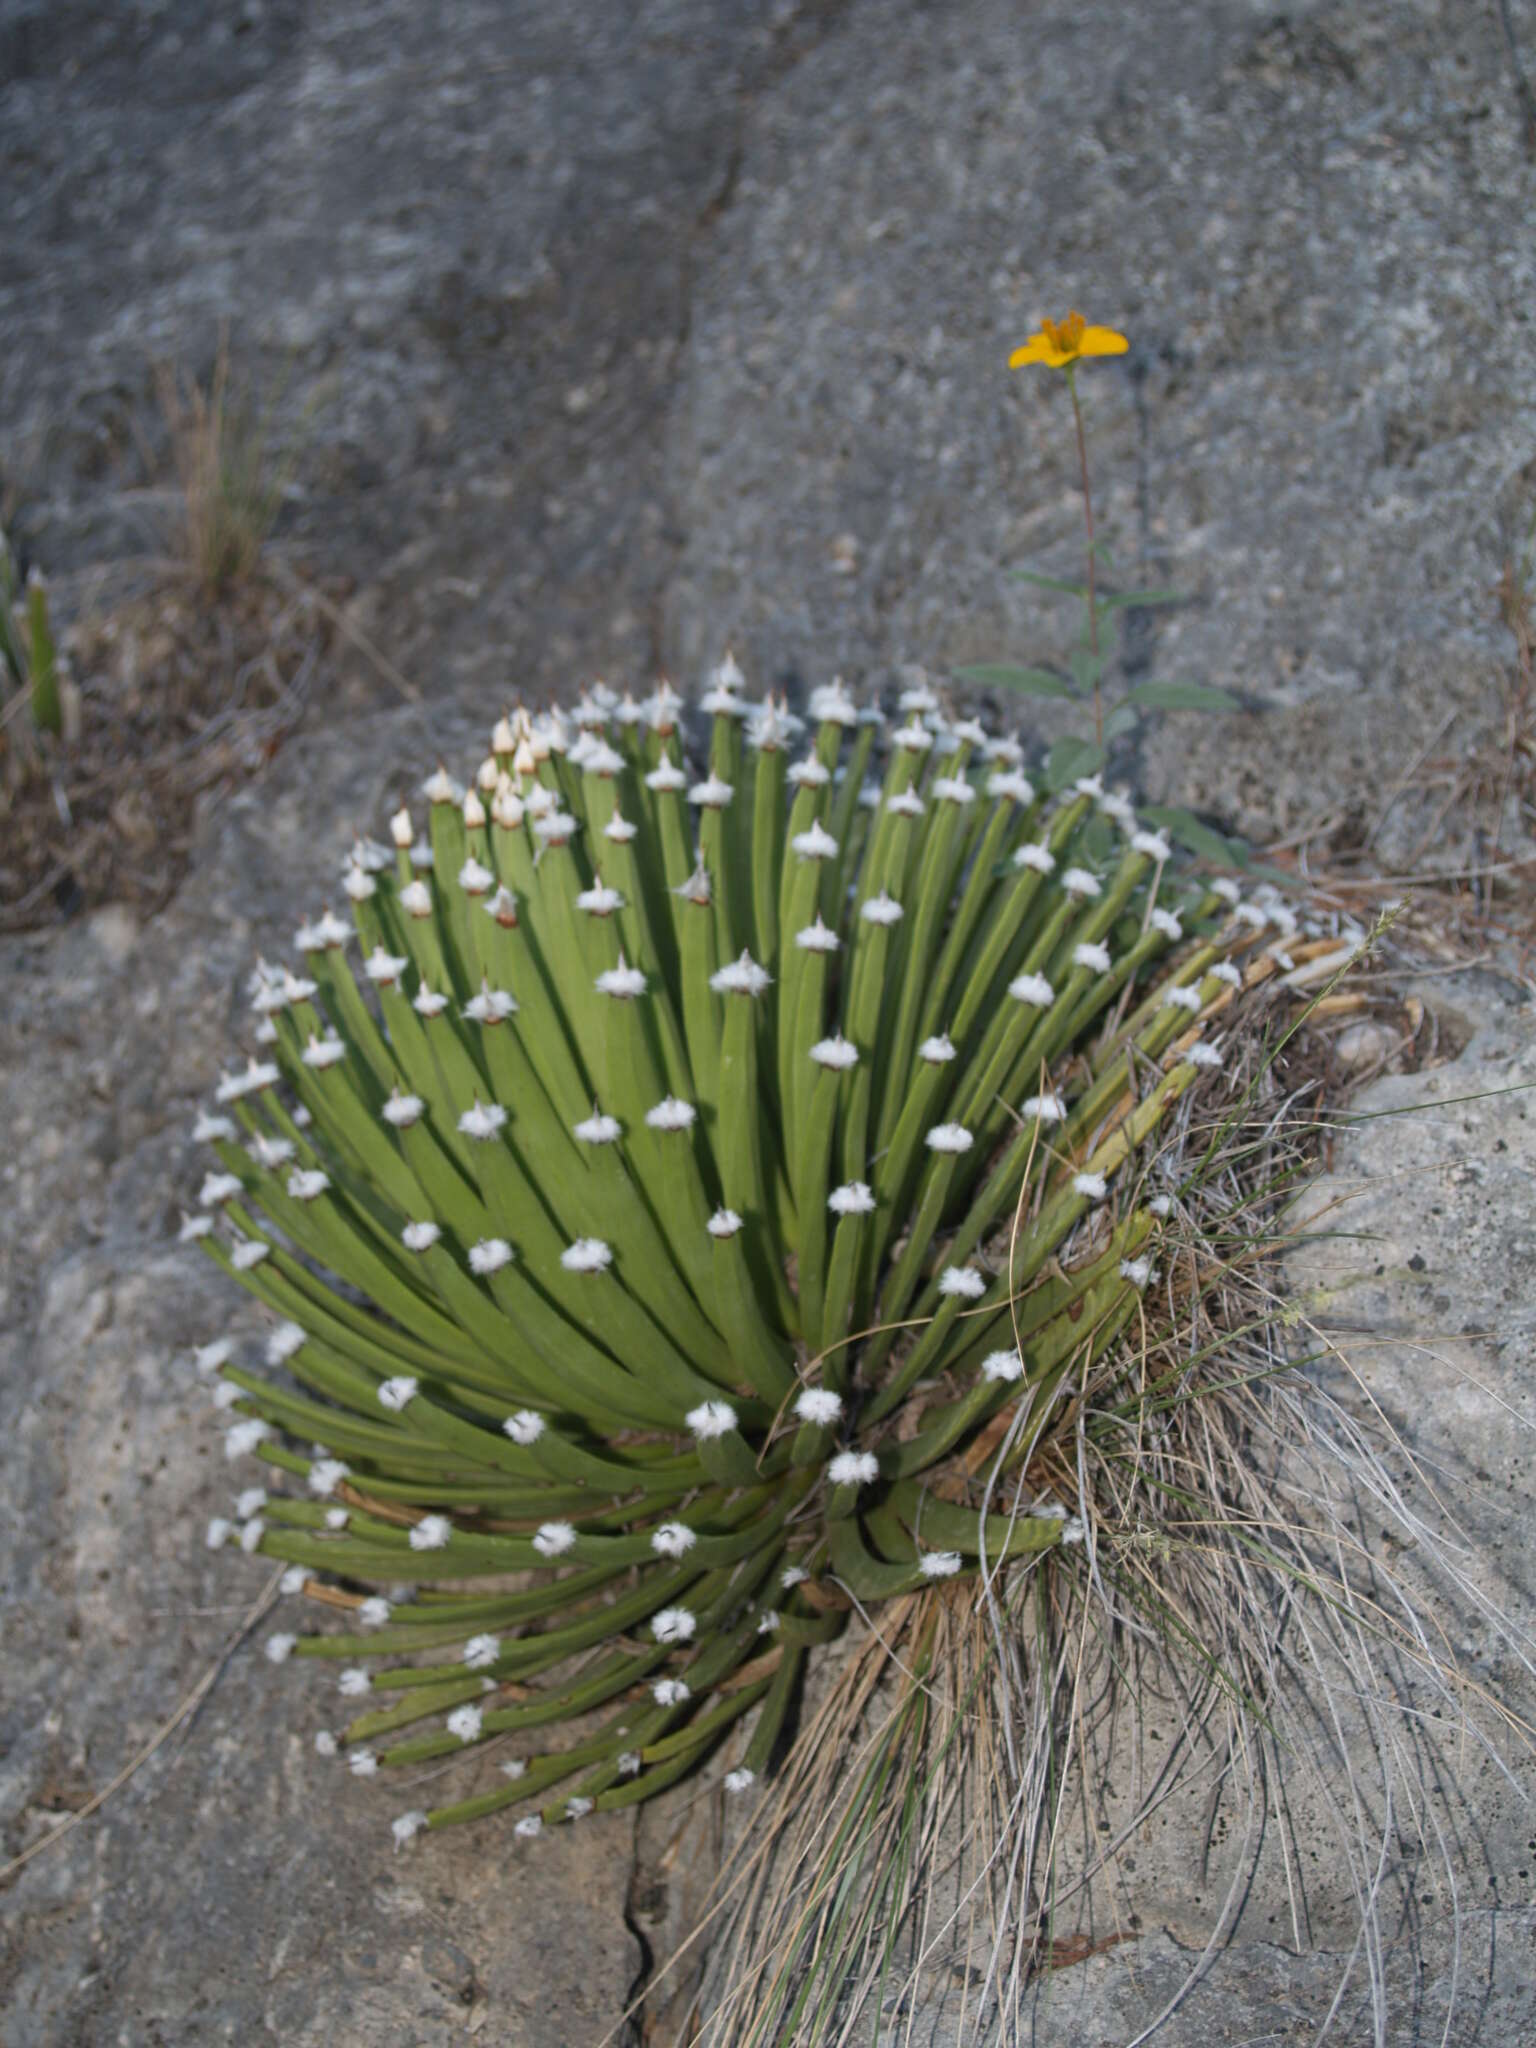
(1045, 735), (1106, 791)
(1139, 804), (1240, 865)
(1103, 701), (1140, 741)
(1069, 647), (1106, 694)
(1100, 586), (1185, 612)
(1007, 568), (1090, 598)
(954, 664), (1075, 699)
(1124, 681), (1239, 713)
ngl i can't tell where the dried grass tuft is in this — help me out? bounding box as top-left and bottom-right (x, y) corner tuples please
(154, 326), (287, 596)
(661, 962), (1532, 2048)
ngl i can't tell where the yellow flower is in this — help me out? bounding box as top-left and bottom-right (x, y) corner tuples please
(1008, 311), (1128, 371)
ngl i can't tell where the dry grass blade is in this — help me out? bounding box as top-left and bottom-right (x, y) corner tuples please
(154, 325), (287, 596)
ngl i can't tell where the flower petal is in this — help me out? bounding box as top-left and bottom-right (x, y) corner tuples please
(1079, 324), (1130, 357)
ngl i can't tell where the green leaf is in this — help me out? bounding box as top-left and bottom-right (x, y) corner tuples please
(1103, 702), (1140, 741)
(1007, 568), (1089, 598)
(954, 664), (1075, 700)
(1100, 586), (1185, 612)
(1069, 647), (1105, 694)
(1045, 735), (1106, 791)
(1140, 804), (1240, 866)
(25, 572), (61, 736)
(1124, 681), (1240, 713)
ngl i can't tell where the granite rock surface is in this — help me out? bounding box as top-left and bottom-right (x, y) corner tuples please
(2, 0), (1533, 2041)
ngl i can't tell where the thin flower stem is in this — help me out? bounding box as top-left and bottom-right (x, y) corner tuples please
(1065, 367), (1102, 747)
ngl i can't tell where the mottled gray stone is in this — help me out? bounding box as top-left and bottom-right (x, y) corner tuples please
(3, 0), (1535, 2041)
(663, 0), (1536, 853)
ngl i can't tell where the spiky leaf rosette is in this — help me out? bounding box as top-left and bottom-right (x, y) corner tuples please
(186, 665), (1295, 1840)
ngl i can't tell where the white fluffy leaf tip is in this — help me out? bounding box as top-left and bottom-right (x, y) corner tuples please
(710, 952), (773, 995)
(707, 1208), (743, 1239)
(794, 1388), (844, 1426)
(828, 1181), (875, 1216)
(981, 1349), (1024, 1382)
(363, 947), (409, 984)
(573, 1110), (622, 1145)
(809, 1034), (859, 1070)
(793, 917), (840, 953)
(925, 1123), (973, 1154)
(859, 891), (903, 925)
(652, 1606), (697, 1644)
(828, 1450), (879, 1487)
(391, 1811), (429, 1850)
(1021, 1091), (1066, 1123)
(265, 1322), (305, 1365)
(224, 1419), (272, 1460)
(458, 1100), (508, 1139)
(790, 822), (838, 861)
(644, 1096), (697, 1132)
(687, 1400), (738, 1440)
(462, 985), (518, 1023)
(561, 1238), (613, 1273)
(938, 1266), (987, 1299)
(595, 959), (647, 998)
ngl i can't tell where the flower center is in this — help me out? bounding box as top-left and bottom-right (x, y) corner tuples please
(1040, 310), (1086, 356)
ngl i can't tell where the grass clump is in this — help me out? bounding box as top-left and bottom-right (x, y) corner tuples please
(154, 326), (287, 595)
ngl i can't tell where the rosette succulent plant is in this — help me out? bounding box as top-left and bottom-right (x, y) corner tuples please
(186, 660), (1294, 1846)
